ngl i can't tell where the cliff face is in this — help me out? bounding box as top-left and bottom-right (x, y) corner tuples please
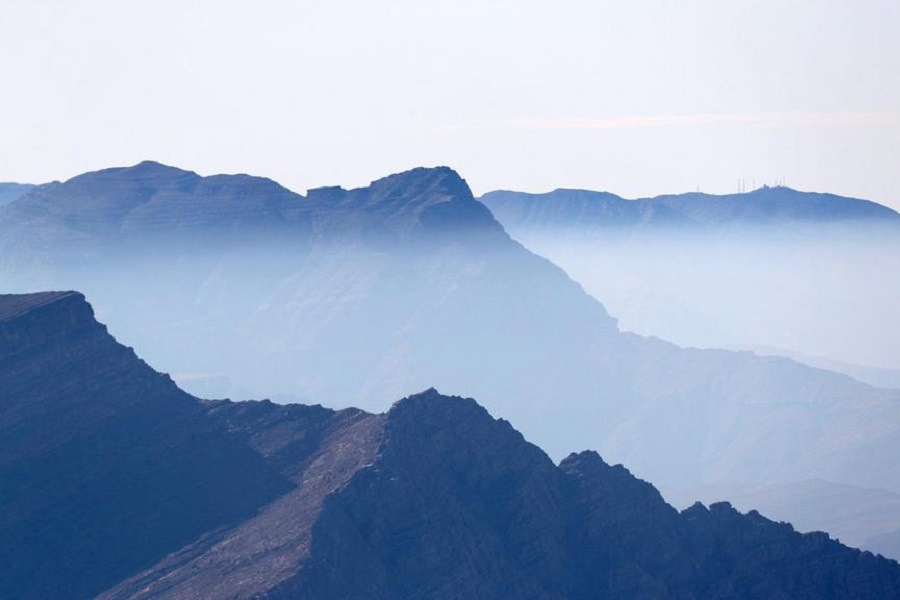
(0, 292), (294, 599)
(4, 163), (900, 563)
(268, 393), (900, 600)
(2, 292), (900, 599)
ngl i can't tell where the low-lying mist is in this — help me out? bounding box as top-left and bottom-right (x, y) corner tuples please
(515, 226), (900, 381)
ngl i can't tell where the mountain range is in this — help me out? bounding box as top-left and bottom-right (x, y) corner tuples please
(2, 162), (900, 559)
(3, 290), (899, 599)
(480, 186), (900, 237)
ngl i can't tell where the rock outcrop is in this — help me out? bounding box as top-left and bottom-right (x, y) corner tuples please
(2, 291), (900, 599)
(3, 162), (900, 562)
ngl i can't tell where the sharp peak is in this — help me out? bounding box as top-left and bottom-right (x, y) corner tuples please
(364, 166), (474, 198)
(386, 388), (495, 425)
(388, 387), (479, 411)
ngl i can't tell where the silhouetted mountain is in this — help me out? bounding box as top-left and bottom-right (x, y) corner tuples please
(0, 292), (292, 599)
(664, 479), (900, 562)
(480, 188), (692, 234)
(3, 163), (900, 560)
(2, 292), (898, 599)
(481, 186), (900, 238)
(727, 345), (900, 391)
(651, 187), (900, 225)
(478, 183), (900, 558)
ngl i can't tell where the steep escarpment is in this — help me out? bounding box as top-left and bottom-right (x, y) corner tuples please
(3, 293), (899, 599)
(0, 292), (293, 600)
(4, 163), (900, 561)
(562, 452), (900, 599)
(263, 391), (900, 600)
(101, 407), (386, 600)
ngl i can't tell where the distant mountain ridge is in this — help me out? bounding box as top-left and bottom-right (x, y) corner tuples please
(0, 161), (498, 250)
(3, 291), (899, 599)
(0, 182), (33, 207)
(480, 185), (900, 236)
(4, 162), (900, 563)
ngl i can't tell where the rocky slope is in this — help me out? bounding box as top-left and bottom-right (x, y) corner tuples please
(3, 163), (900, 557)
(0, 292), (292, 599)
(2, 291), (899, 599)
(478, 184), (900, 559)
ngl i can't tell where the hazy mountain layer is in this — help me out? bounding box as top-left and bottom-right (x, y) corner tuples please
(0, 182), (33, 207)
(479, 185), (900, 558)
(727, 345), (900, 391)
(3, 163), (900, 557)
(478, 186), (900, 370)
(481, 186), (900, 236)
(3, 291), (899, 599)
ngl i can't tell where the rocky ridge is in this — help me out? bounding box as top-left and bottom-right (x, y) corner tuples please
(3, 162), (900, 562)
(2, 291), (900, 599)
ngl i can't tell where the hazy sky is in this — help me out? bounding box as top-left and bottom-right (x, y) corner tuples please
(2, 1), (899, 208)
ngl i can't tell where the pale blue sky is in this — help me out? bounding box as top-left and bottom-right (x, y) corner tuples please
(2, 1), (898, 207)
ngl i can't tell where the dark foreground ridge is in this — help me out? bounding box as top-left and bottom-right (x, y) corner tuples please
(1, 292), (899, 599)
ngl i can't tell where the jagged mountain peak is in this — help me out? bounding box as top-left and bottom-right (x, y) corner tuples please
(387, 386), (482, 417)
(384, 387), (532, 453)
(4, 290), (900, 598)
